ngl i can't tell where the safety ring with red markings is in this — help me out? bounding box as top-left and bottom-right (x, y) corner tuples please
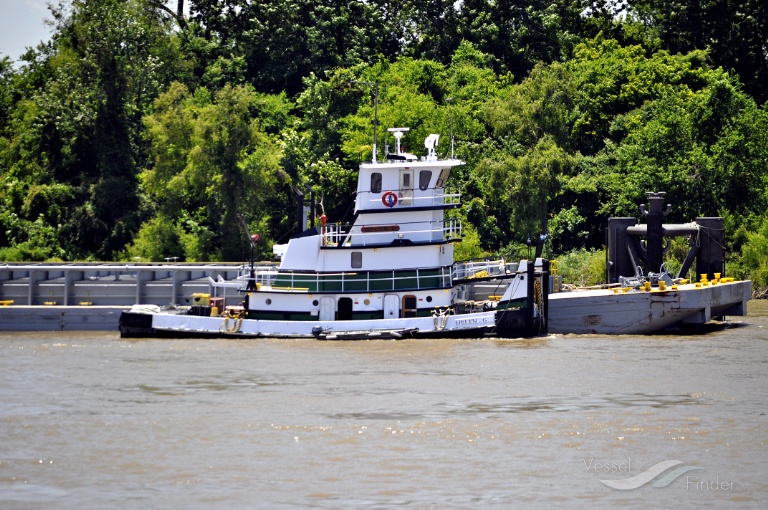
(382, 191), (398, 207)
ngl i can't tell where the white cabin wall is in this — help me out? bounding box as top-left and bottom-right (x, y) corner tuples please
(319, 244), (450, 272)
(345, 210), (446, 245)
(278, 220), (456, 272)
(278, 236), (322, 271)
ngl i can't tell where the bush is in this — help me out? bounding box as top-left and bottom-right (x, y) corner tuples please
(554, 248), (606, 287)
(125, 215), (185, 262)
(738, 217), (768, 291)
(454, 223), (489, 262)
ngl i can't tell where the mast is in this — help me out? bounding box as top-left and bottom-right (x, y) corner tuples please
(447, 97), (455, 159)
(351, 81), (379, 162)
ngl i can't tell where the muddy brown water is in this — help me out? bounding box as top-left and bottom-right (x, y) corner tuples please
(2, 302), (767, 508)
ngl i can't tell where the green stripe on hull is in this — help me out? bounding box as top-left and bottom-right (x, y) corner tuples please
(496, 298), (527, 310)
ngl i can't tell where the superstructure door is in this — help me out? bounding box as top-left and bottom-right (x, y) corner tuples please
(319, 296), (335, 321)
(402, 295), (418, 318)
(338, 297), (353, 320)
(399, 170), (413, 205)
(384, 294), (400, 319)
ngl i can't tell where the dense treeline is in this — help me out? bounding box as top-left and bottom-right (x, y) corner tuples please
(1, 0), (767, 288)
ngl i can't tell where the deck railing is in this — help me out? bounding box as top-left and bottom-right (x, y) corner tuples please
(268, 267), (452, 293)
(357, 189), (461, 210)
(452, 259), (511, 281)
(322, 219), (462, 247)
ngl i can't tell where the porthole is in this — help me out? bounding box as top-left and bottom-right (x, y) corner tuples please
(426, 296), (433, 303)
(265, 298), (272, 305)
(312, 300), (319, 306)
(364, 299), (370, 305)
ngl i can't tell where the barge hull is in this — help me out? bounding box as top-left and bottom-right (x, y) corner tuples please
(0, 306), (129, 332)
(548, 280), (751, 335)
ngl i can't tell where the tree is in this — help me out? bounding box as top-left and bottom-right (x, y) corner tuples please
(453, 0), (575, 80)
(601, 73), (768, 223)
(0, 0), (183, 259)
(0, 56), (13, 134)
(185, 0), (397, 95)
(137, 82), (285, 261)
(150, 0), (188, 30)
(627, 0), (768, 104)
(478, 35), (768, 254)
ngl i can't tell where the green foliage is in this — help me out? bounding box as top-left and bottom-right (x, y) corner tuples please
(569, 38), (710, 154)
(0, 0), (185, 260)
(139, 81), (285, 261)
(453, 223), (489, 262)
(601, 72), (768, 223)
(0, 214), (65, 261)
(451, 0), (575, 80)
(478, 134), (578, 250)
(486, 62), (575, 150)
(734, 217), (768, 290)
(0, 56), (14, 133)
(627, 0), (768, 104)
(0, 0), (767, 283)
(554, 248), (607, 287)
(185, 0), (395, 95)
(125, 214), (184, 262)
(547, 204), (590, 253)
(478, 35), (768, 271)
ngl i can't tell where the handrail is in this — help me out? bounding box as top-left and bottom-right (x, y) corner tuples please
(452, 259), (509, 280)
(323, 219), (462, 247)
(357, 190), (461, 209)
(266, 267), (452, 293)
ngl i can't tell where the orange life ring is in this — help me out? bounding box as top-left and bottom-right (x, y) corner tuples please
(382, 191), (398, 207)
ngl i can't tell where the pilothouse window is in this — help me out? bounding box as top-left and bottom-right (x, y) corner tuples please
(436, 168), (450, 188)
(419, 170), (432, 191)
(371, 173), (382, 193)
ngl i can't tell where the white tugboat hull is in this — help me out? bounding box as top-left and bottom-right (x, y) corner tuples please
(119, 308), (500, 339)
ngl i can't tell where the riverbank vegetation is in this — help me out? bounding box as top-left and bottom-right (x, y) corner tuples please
(1, 1), (767, 290)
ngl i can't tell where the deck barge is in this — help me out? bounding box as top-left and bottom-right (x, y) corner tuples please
(0, 263), (259, 331)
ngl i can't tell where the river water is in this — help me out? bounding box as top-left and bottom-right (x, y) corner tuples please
(1, 303), (767, 509)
